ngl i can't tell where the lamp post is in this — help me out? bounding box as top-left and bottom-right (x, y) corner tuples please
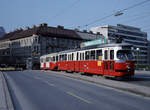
(114, 11), (124, 16)
(136, 48), (140, 69)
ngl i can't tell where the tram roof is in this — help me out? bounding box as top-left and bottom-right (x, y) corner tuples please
(41, 42), (132, 57)
(82, 42), (132, 49)
(58, 42), (132, 54)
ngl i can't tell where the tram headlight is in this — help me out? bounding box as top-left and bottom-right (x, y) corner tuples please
(127, 66), (130, 69)
(127, 66), (131, 72)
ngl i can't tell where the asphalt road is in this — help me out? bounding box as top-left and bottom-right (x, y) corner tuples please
(3, 70), (150, 110)
(122, 72), (150, 87)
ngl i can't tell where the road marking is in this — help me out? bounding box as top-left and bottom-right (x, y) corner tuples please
(34, 76), (42, 80)
(45, 81), (55, 87)
(34, 77), (55, 86)
(66, 91), (91, 104)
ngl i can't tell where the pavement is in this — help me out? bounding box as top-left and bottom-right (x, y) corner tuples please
(0, 71), (14, 110)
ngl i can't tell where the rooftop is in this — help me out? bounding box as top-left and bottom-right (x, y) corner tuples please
(0, 24), (83, 41)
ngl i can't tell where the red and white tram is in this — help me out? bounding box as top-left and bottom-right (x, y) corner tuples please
(40, 42), (135, 78)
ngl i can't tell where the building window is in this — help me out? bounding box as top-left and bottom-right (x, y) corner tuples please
(118, 29), (145, 37)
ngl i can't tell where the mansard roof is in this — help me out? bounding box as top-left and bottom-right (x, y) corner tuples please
(0, 24), (83, 41)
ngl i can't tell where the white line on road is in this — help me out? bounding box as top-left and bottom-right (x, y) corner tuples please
(66, 91), (91, 104)
(45, 81), (55, 87)
(34, 76), (42, 80)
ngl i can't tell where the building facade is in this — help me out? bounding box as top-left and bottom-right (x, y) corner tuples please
(91, 24), (148, 65)
(0, 24), (103, 69)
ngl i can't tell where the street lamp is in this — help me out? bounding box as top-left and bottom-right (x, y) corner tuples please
(114, 11), (124, 16)
(136, 48), (140, 69)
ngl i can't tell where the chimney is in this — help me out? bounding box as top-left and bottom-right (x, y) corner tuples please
(89, 31), (93, 34)
(43, 23), (48, 27)
(97, 32), (100, 35)
(74, 28), (79, 32)
(25, 26), (30, 30)
(57, 25), (64, 29)
(40, 24), (43, 27)
(32, 25), (36, 29)
(83, 30), (87, 33)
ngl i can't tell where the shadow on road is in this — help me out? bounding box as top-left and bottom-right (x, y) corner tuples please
(122, 76), (150, 82)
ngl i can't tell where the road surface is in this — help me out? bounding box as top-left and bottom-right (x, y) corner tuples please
(3, 70), (150, 110)
(122, 71), (150, 87)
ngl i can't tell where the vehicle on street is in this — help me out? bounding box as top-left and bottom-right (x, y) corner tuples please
(40, 42), (135, 79)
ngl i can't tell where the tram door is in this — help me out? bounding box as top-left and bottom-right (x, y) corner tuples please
(110, 50), (114, 73)
(75, 52), (80, 72)
(104, 49), (109, 74)
(104, 49), (114, 75)
(46, 57), (50, 69)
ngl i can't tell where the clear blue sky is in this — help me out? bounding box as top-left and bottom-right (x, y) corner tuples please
(0, 0), (150, 39)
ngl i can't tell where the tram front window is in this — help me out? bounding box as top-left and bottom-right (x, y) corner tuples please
(117, 50), (134, 60)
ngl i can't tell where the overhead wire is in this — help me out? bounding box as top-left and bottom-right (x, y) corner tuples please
(118, 12), (150, 24)
(69, 0), (150, 29)
(49, 0), (81, 22)
(142, 25), (150, 30)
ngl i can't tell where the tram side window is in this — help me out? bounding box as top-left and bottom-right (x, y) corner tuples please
(105, 50), (108, 60)
(90, 50), (95, 60)
(40, 58), (43, 62)
(69, 54), (71, 61)
(80, 53), (82, 60)
(65, 54), (67, 61)
(110, 50), (114, 60)
(80, 53), (84, 61)
(69, 54), (72, 61)
(59, 55), (61, 61)
(43, 58), (45, 62)
(70, 54), (72, 61)
(96, 50), (102, 60)
(72, 53), (74, 61)
(77, 52), (79, 61)
(48, 57), (51, 61)
(53, 56), (55, 62)
(83, 53), (85, 61)
(56, 56), (58, 61)
(62, 54), (66, 61)
(46, 57), (49, 62)
(85, 51), (90, 60)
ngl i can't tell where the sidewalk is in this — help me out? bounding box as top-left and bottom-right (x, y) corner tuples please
(0, 71), (14, 110)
